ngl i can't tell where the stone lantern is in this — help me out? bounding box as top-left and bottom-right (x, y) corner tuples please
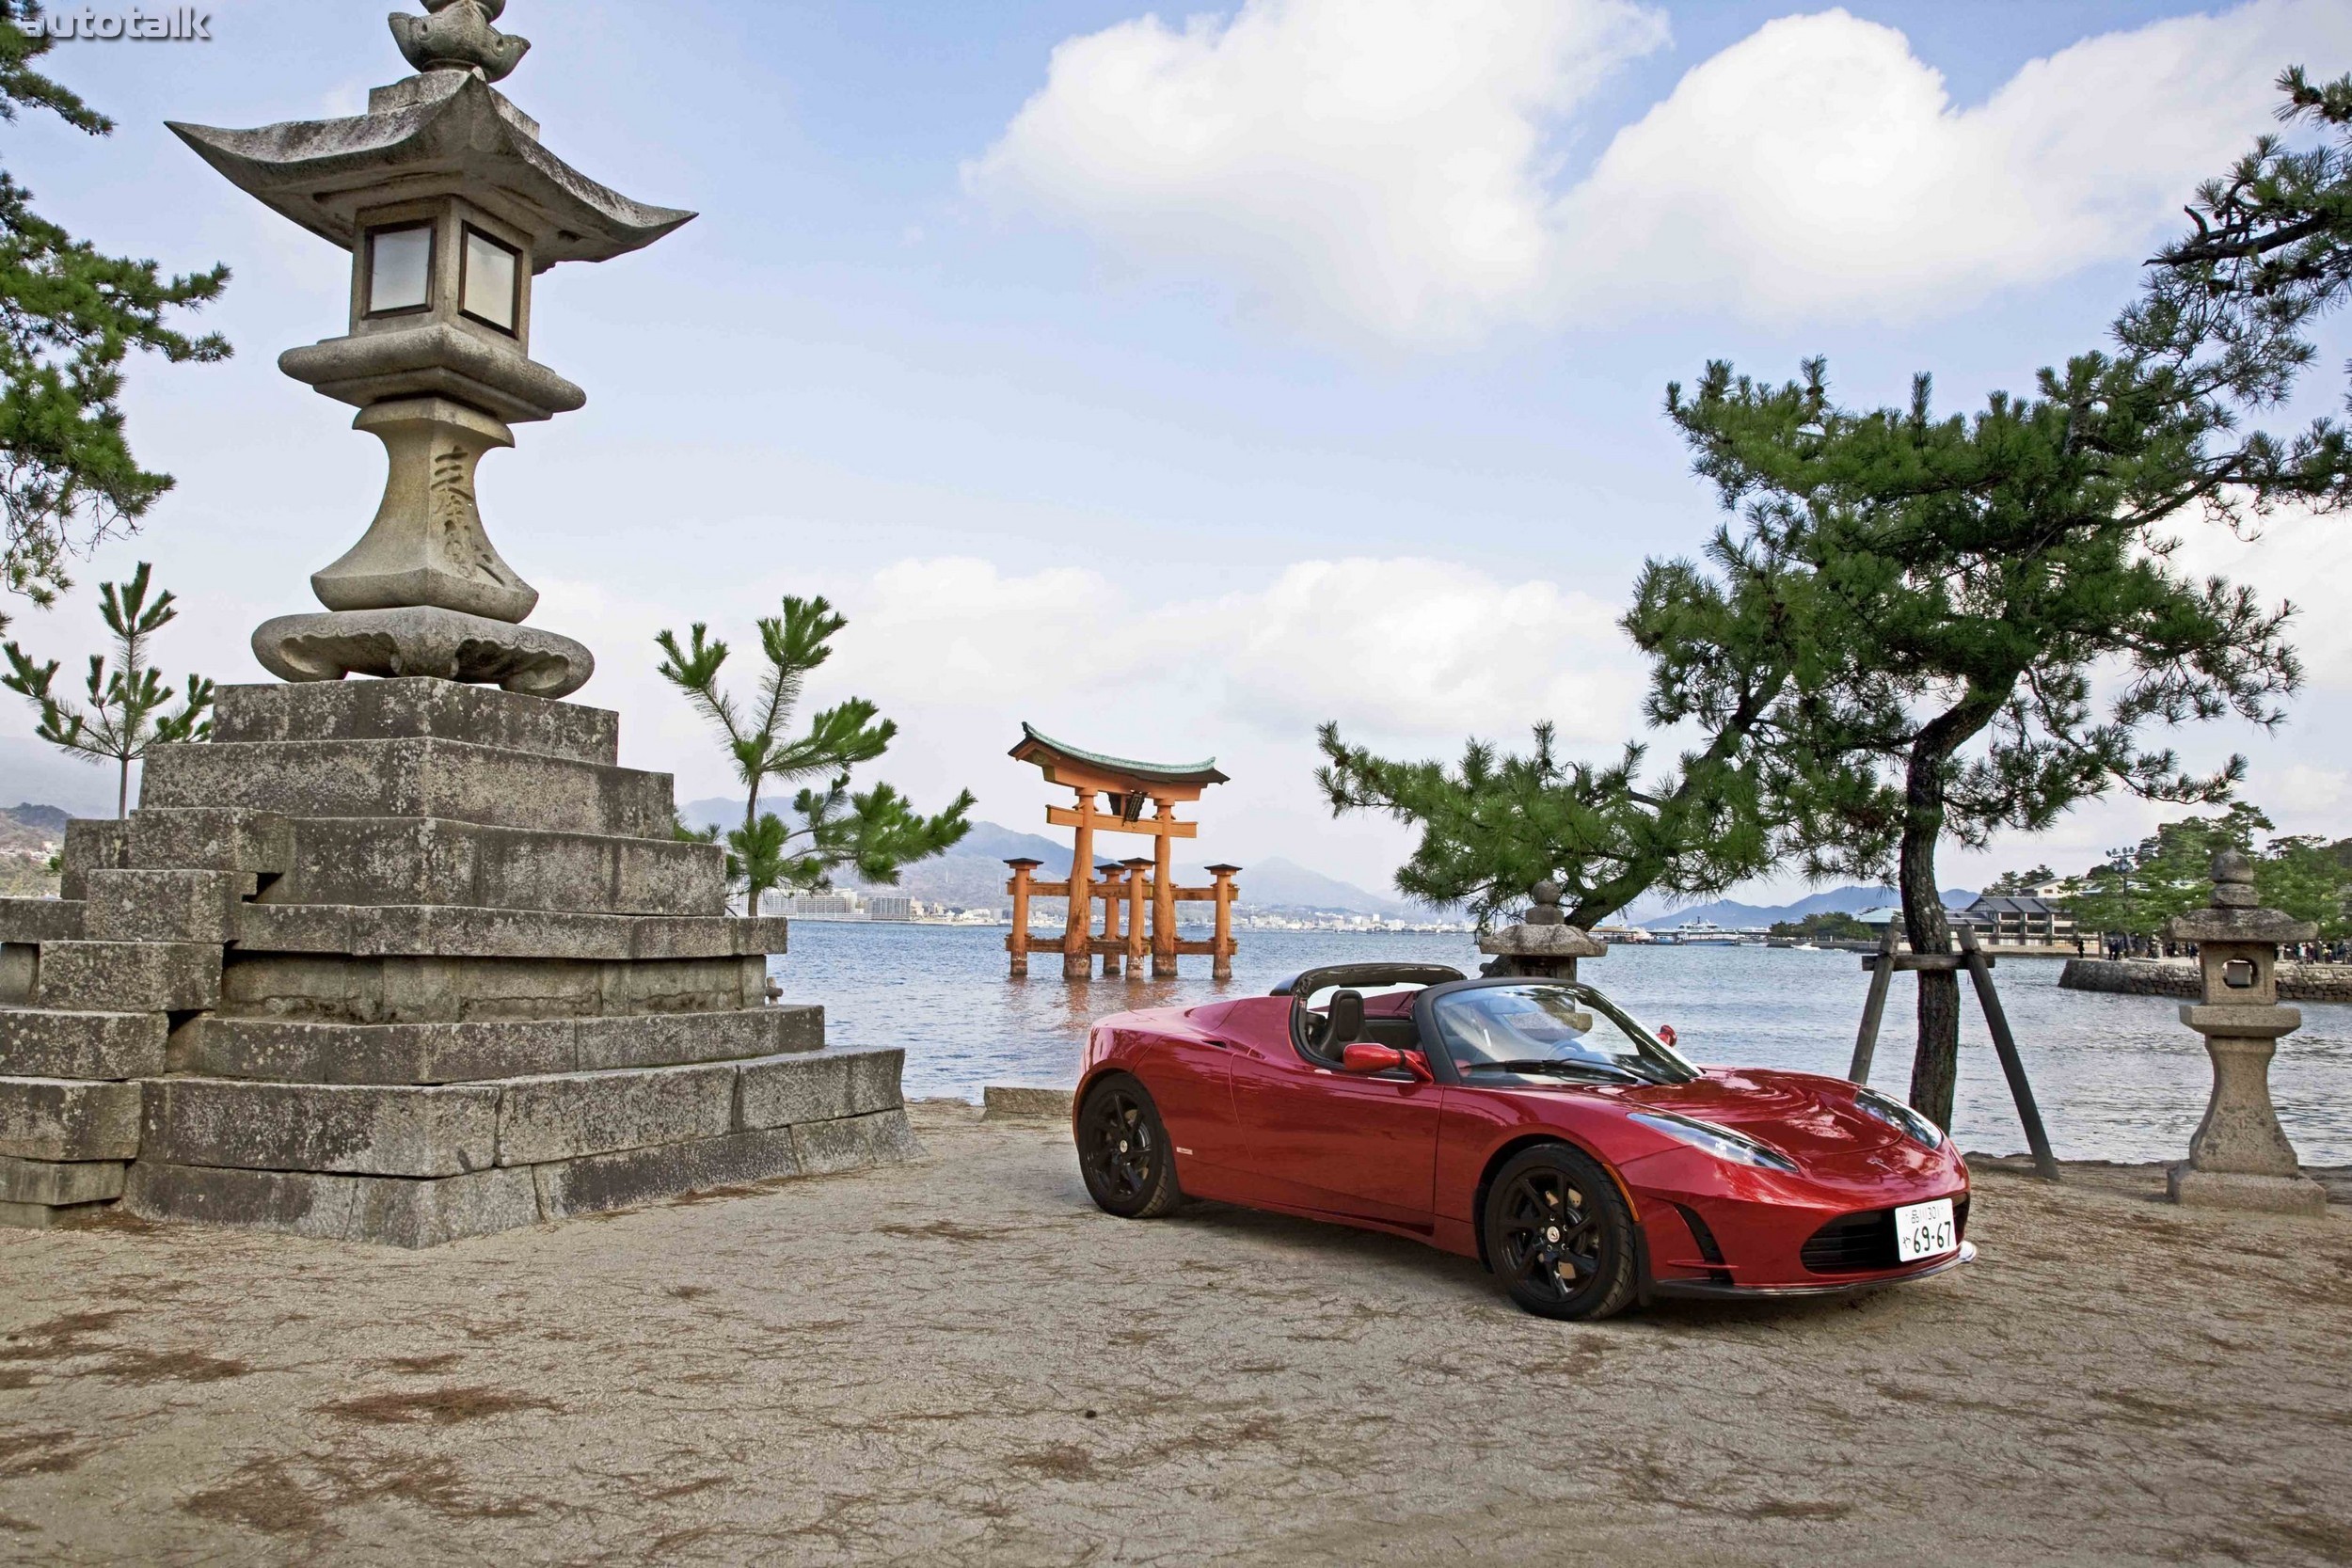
(1479, 881), (1605, 982)
(167, 0), (693, 700)
(2161, 850), (2328, 1213)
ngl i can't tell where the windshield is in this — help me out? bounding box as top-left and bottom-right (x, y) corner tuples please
(1431, 982), (1697, 1085)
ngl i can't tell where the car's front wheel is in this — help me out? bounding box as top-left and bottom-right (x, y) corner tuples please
(1484, 1143), (1638, 1320)
(1076, 1076), (1182, 1219)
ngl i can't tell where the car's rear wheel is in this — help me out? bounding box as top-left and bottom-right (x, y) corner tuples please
(1077, 1076), (1182, 1219)
(1484, 1143), (1638, 1321)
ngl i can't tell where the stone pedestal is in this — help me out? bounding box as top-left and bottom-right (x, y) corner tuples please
(0, 680), (915, 1243)
(2161, 853), (2328, 1215)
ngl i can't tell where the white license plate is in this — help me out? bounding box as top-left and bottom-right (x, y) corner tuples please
(1894, 1197), (1957, 1262)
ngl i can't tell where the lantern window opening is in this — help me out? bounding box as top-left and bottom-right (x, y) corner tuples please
(363, 221), (435, 317)
(460, 224), (522, 334)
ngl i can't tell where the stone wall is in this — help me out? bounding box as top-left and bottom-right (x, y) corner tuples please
(2058, 958), (2352, 1004)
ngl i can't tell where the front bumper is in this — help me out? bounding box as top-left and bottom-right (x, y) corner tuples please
(1647, 1240), (1976, 1301)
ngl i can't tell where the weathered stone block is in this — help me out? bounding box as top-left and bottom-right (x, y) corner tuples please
(128, 808), (294, 876)
(495, 1062), (736, 1164)
(58, 819), (128, 901)
(0, 1008), (167, 1079)
(220, 951), (760, 1024)
(141, 736), (673, 839)
(176, 1014), (579, 1084)
(233, 904), (770, 964)
(143, 1078), (500, 1177)
(211, 677), (619, 766)
(0, 1153), (125, 1205)
(260, 816), (724, 916)
(0, 1077), (140, 1161)
(739, 1048), (902, 1130)
(85, 869), (254, 943)
(0, 944), (33, 1006)
(983, 1085), (1074, 1121)
(123, 1159), (541, 1247)
(532, 1127), (802, 1219)
(34, 942), (221, 1012)
(574, 1006), (822, 1071)
(790, 1108), (919, 1174)
(0, 899), (85, 944)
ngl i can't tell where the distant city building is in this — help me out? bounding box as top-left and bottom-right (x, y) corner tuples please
(866, 895), (914, 922)
(779, 893), (861, 917)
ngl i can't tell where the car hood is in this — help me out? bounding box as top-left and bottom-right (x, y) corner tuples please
(1625, 1068), (1908, 1159)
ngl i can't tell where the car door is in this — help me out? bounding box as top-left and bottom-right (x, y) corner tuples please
(1225, 1022), (1441, 1227)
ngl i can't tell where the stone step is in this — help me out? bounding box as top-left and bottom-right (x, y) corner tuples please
(0, 1078), (141, 1162)
(258, 816), (723, 917)
(85, 870), (257, 943)
(58, 819), (128, 900)
(211, 677), (619, 766)
(122, 1160), (539, 1248)
(122, 1108), (918, 1246)
(35, 942), (221, 1012)
(0, 1153), (127, 1206)
(178, 1005), (822, 1084)
(220, 949), (767, 1024)
(141, 736), (673, 840)
(0, 899), (85, 945)
(0, 1009), (167, 1079)
(234, 904), (788, 961)
(139, 1047), (904, 1178)
(128, 808), (294, 876)
(142, 1078), (500, 1178)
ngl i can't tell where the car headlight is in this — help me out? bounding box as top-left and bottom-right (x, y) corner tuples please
(1853, 1086), (1946, 1150)
(1629, 1111), (1799, 1173)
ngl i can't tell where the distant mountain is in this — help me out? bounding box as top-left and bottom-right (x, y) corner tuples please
(1640, 885), (1977, 929)
(0, 738), (118, 819)
(1226, 855), (1422, 918)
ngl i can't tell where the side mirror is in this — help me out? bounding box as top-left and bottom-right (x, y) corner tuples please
(1656, 1024), (1677, 1048)
(1340, 1043), (1434, 1082)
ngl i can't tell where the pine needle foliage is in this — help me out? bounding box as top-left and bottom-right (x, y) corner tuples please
(1, 561), (213, 816)
(655, 595), (973, 916)
(0, 5), (230, 613)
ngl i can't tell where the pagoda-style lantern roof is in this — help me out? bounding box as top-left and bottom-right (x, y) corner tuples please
(167, 72), (693, 270)
(1009, 722), (1229, 800)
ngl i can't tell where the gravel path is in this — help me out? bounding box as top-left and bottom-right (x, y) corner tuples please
(1, 1101), (2346, 1565)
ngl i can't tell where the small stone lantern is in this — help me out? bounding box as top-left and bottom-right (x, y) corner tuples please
(1479, 881), (1605, 981)
(2161, 850), (2328, 1213)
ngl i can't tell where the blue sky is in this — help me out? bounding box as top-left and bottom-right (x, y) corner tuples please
(6, 0), (2351, 906)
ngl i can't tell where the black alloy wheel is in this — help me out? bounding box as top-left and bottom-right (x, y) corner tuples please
(1076, 1077), (1182, 1219)
(1483, 1143), (1638, 1321)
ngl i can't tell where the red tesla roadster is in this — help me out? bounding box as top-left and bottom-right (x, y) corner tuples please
(1073, 962), (1973, 1320)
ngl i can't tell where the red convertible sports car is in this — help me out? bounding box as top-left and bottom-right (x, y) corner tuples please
(1073, 962), (1973, 1320)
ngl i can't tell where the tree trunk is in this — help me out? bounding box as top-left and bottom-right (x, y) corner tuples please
(117, 754), (130, 820)
(1899, 686), (2007, 1128)
(742, 784), (761, 919)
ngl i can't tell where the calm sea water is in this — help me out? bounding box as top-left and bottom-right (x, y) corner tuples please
(771, 923), (2352, 1165)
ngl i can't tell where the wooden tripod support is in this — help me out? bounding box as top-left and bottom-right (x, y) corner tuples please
(1848, 925), (2060, 1181)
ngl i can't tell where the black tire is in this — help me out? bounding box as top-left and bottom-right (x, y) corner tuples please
(1076, 1076), (1183, 1219)
(1483, 1143), (1639, 1321)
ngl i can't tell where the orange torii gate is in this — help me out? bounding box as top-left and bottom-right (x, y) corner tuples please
(1003, 724), (1240, 980)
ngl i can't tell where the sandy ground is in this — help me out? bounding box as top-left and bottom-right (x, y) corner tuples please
(1, 1102), (2347, 1568)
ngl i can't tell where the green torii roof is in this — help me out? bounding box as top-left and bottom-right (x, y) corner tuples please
(1011, 723), (1228, 787)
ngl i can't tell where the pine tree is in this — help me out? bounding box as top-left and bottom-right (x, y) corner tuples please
(656, 595), (973, 916)
(0, 5), (230, 618)
(2, 561), (213, 816)
(1638, 353), (2300, 1125)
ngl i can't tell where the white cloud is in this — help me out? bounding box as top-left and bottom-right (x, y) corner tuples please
(843, 553), (1642, 744)
(965, 0), (1670, 345)
(968, 0), (2352, 344)
(1214, 557), (1636, 738)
